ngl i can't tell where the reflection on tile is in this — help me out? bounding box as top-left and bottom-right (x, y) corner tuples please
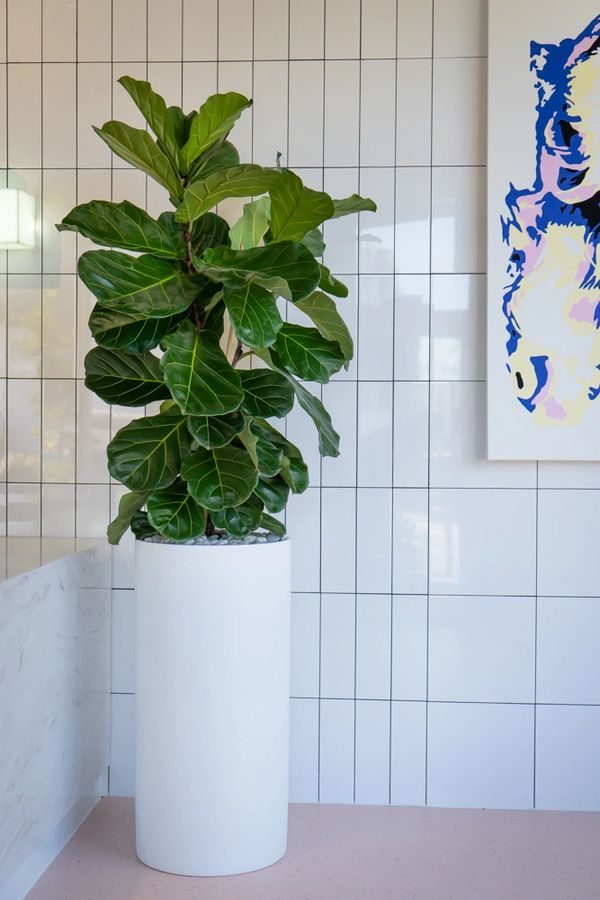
(7, 275), (41, 378)
(392, 488), (428, 595)
(432, 167), (486, 274)
(355, 700), (390, 804)
(394, 382), (428, 487)
(7, 379), (41, 483)
(433, 58), (486, 166)
(537, 491), (600, 598)
(396, 60), (432, 166)
(392, 595), (427, 700)
(395, 168), (430, 274)
(391, 701), (426, 805)
(358, 275), (394, 380)
(430, 274), (485, 380)
(359, 168), (395, 274)
(321, 593), (355, 698)
(394, 274), (429, 381)
(42, 380), (76, 484)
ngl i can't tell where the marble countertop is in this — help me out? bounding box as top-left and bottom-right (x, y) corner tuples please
(0, 537), (103, 584)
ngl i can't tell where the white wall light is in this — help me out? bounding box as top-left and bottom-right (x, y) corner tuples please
(0, 189), (36, 250)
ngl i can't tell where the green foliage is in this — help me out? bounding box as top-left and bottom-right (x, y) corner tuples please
(58, 77), (376, 543)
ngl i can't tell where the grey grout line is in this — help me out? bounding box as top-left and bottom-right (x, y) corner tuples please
(317, 0), (324, 805)
(5, 55), (489, 64)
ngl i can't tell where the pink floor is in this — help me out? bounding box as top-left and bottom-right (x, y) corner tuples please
(27, 798), (600, 899)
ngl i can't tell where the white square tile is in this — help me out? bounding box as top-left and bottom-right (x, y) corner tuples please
(109, 694), (135, 797)
(289, 698), (319, 802)
(287, 487), (320, 592)
(390, 701), (426, 805)
(392, 596), (427, 700)
(433, 0), (487, 58)
(183, 62), (218, 110)
(537, 597), (600, 705)
(394, 168), (430, 274)
(393, 382), (428, 488)
(325, 0), (360, 58)
(113, 0), (147, 62)
(538, 462), (600, 490)
(324, 61), (360, 167)
(43, 0), (76, 60)
(111, 589), (136, 695)
(360, 60), (396, 167)
(77, 64), (112, 168)
(41, 484), (75, 537)
(535, 706), (600, 812)
(323, 169), (359, 274)
(397, 0), (432, 58)
(148, 0), (182, 60)
(7, 0), (40, 60)
(290, 592), (320, 698)
(7, 64), (41, 168)
(44, 171), (77, 274)
(111, 169), (146, 209)
(430, 382), (536, 488)
(147, 62), (183, 108)
(361, 0), (397, 58)
(430, 274), (485, 380)
(427, 702), (534, 809)
(288, 61), (324, 168)
(321, 488), (356, 594)
(7, 484), (40, 536)
(357, 382), (393, 487)
(253, 61), (288, 166)
(431, 167), (486, 274)
(355, 700), (390, 805)
(537, 491), (600, 597)
(77, 0), (110, 60)
(433, 58), (486, 166)
(358, 275), (394, 380)
(429, 595), (535, 702)
(396, 59), (432, 166)
(360, 168), (395, 274)
(76, 484), (110, 538)
(321, 593), (355, 699)
(254, 0), (289, 60)
(392, 489), (428, 595)
(7, 275), (41, 377)
(319, 699), (354, 803)
(429, 489), (537, 596)
(43, 64), (76, 168)
(356, 594), (391, 700)
(321, 381), (357, 487)
(393, 275), (429, 381)
(290, 0), (324, 59)
(42, 379), (76, 484)
(7, 379), (40, 483)
(357, 489), (392, 594)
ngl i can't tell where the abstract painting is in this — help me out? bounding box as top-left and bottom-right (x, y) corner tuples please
(488, 3), (600, 459)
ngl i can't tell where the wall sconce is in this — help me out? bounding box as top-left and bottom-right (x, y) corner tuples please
(0, 189), (36, 250)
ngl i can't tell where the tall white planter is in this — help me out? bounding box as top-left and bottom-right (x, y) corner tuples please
(134, 538), (291, 877)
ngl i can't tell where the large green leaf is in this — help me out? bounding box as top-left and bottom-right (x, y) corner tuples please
(272, 323), (345, 383)
(183, 92), (252, 168)
(88, 304), (185, 354)
(295, 291), (353, 362)
(240, 370), (294, 417)
(118, 76), (183, 172)
(260, 513), (286, 536)
(254, 476), (289, 513)
(269, 170), (334, 242)
(191, 213), (231, 255)
(229, 196), (271, 251)
(131, 510), (157, 540)
(211, 495), (263, 537)
(176, 164), (280, 223)
(331, 193), (377, 219)
(189, 140), (240, 181)
(187, 411), (245, 449)
(223, 281), (283, 349)
(147, 480), (207, 541)
(160, 319), (244, 415)
(280, 454), (309, 493)
(301, 228), (325, 257)
(182, 445), (258, 511)
(197, 242), (320, 301)
(84, 347), (170, 407)
(107, 491), (149, 545)
(108, 413), (190, 491)
(318, 263), (349, 298)
(250, 418), (307, 488)
(94, 121), (182, 199)
(58, 200), (185, 258)
(238, 423), (283, 477)
(78, 250), (199, 317)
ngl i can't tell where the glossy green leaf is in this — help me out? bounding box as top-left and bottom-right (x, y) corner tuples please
(131, 511), (157, 540)
(301, 228), (325, 257)
(93, 121), (182, 199)
(84, 347), (171, 406)
(147, 479), (207, 541)
(331, 193), (377, 219)
(166, 105), (190, 147)
(211, 495), (263, 537)
(88, 304), (185, 354)
(118, 76), (183, 172)
(269, 170), (334, 242)
(229, 196), (271, 251)
(183, 92), (252, 168)
(189, 140), (240, 181)
(240, 370), (294, 417)
(254, 476), (289, 513)
(250, 418), (306, 484)
(238, 424), (283, 478)
(160, 319), (244, 415)
(78, 250), (200, 317)
(280, 453), (309, 493)
(223, 281), (283, 349)
(318, 263), (349, 298)
(176, 164), (280, 223)
(191, 212), (231, 255)
(57, 199), (185, 258)
(107, 491), (149, 545)
(197, 241), (320, 301)
(295, 291), (353, 362)
(272, 323), (345, 383)
(107, 413), (189, 492)
(259, 513), (286, 536)
(182, 445), (258, 511)
(288, 377), (340, 457)
(187, 410), (245, 449)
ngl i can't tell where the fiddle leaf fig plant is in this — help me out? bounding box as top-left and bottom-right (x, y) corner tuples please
(58, 77), (376, 544)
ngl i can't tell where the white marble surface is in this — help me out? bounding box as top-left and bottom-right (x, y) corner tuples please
(0, 541), (111, 899)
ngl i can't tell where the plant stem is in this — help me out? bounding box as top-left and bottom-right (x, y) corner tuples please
(232, 341), (244, 367)
(205, 516), (215, 537)
(183, 222), (203, 332)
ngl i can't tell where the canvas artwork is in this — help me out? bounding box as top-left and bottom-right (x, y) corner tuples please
(487, 2), (600, 459)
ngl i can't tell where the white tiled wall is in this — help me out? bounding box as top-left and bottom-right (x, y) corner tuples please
(2, 0), (600, 812)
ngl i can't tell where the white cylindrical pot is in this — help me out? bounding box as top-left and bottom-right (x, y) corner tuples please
(134, 538), (291, 877)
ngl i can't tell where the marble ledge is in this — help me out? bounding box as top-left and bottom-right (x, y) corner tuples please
(0, 537), (109, 586)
